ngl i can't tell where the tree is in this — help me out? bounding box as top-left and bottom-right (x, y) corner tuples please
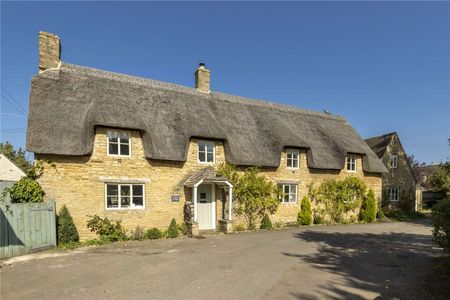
(218, 164), (280, 229)
(360, 189), (377, 223)
(430, 162), (450, 194)
(298, 196), (313, 225)
(407, 154), (426, 184)
(57, 205), (79, 244)
(0, 141), (32, 172)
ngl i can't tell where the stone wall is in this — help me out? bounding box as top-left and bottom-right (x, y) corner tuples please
(38, 127), (382, 239)
(379, 135), (416, 211)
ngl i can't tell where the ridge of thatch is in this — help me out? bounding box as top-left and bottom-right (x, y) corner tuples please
(26, 62), (387, 173)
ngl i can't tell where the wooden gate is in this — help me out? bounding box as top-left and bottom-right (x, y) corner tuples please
(1, 200), (56, 259)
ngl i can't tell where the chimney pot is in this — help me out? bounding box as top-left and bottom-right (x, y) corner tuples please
(195, 63), (210, 93)
(38, 31), (61, 72)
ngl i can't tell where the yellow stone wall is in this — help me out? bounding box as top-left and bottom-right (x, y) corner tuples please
(37, 127), (381, 239)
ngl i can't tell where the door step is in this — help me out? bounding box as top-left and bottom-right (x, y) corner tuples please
(199, 229), (217, 235)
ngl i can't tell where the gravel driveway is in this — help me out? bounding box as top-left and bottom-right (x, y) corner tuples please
(1, 220), (447, 299)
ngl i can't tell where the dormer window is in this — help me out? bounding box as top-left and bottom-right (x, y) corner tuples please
(286, 149), (299, 169)
(390, 154), (398, 168)
(346, 154), (357, 171)
(198, 140), (215, 163)
(107, 130), (130, 157)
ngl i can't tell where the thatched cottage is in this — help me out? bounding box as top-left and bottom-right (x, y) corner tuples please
(365, 132), (418, 211)
(27, 32), (387, 239)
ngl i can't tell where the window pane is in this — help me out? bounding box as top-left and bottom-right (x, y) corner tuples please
(121, 196), (130, 207)
(108, 131), (118, 141)
(107, 184), (119, 196)
(284, 194), (289, 203)
(207, 152), (214, 162)
(107, 196), (119, 208)
(133, 185), (143, 196)
(199, 152), (206, 162)
(120, 144), (130, 155)
(284, 185), (290, 194)
(290, 193), (296, 202)
(293, 158), (298, 168)
(121, 185), (131, 196)
(119, 132), (129, 140)
(133, 196), (143, 207)
(109, 143), (119, 155)
(287, 158), (292, 167)
(199, 142), (205, 152)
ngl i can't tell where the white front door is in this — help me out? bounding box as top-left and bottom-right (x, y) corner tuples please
(197, 184), (215, 230)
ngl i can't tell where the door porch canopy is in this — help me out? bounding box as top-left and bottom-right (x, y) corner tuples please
(183, 167), (233, 222)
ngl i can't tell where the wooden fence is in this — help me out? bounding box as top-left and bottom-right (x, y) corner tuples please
(1, 182), (56, 259)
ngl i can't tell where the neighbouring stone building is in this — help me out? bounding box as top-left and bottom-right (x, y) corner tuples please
(27, 32), (387, 239)
(365, 132), (418, 211)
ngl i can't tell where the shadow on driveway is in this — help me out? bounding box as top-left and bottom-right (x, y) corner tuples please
(284, 228), (448, 299)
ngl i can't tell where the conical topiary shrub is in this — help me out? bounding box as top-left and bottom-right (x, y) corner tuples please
(260, 213), (273, 229)
(298, 196), (313, 225)
(57, 205), (79, 244)
(167, 218), (179, 238)
(360, 189), (377, 223)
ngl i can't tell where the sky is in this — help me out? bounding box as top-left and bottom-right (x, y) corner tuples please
(1, 1), (449, 164)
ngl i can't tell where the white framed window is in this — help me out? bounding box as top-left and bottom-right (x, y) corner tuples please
(280, 184), (297, 204)
(388, 188), (399, 202)
(105, 183), (144, 209)
(346, 154), (357, 171)
(390, 154), (398, 168)
(286, 149), (299, 169)
(198, 140), (215, 163)
(107, 130), (131, 157)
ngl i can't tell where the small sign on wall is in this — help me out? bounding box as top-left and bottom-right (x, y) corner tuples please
(171, 195), (180, 202)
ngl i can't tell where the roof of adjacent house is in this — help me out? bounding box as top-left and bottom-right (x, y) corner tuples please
(26, 63), (387, 173)
(364, 132), (397, 158)
(0, 153), (26, 182)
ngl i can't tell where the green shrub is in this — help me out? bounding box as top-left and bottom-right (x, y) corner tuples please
(233, 223), (246, 232)
(177, 222), (188, 235)
(260, 213), (273, 229)
(145, 228), (162, 239)
(432, 197), (450, 253)
(217, 164), (280, 230)
(360, 189), (377, 223)
(313, 214), (325, 225)
(273, 221), (283, 229)
(86, 215), (127, 242)
(5, 177), (45, 203)
(167, 218), (179, 238)
(130, 225), (145, 240)
(308, 176), (367, 223)
(57, 205), (79, 244)
(298, 196), (313, 225)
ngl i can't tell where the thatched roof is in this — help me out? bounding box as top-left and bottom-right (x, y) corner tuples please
(27, 63), (387, 173)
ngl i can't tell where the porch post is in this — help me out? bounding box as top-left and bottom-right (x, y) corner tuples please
(193, 186), (198, 222)
(228, 186), (233, 221)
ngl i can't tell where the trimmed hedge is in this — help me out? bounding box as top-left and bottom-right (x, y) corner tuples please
(360, 189), (377, 223)
(260, 213), (273, 229)
(167, 218), (179, 238)
(145, 228), (162, 240)
(298, 196), (313, 225)
(57, 205), (79, 244)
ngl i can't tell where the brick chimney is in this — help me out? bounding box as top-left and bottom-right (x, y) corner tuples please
(38, 31), (61, 72)
(195, 63), (210, 93)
